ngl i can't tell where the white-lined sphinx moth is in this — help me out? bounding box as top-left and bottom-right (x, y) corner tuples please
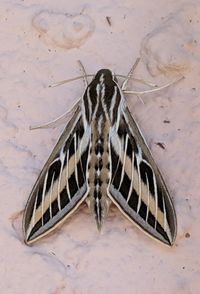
(23, 66), (177, 246)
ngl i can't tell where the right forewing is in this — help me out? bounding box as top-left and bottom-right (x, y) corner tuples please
(108, 106), (177, 245)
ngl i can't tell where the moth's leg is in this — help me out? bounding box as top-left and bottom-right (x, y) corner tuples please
(31, 62), (89, 130)
(123, 76), (184, 95)
(122, 59), (183, 98)
(131, 78), (158, 88)
(121, 58), (165, 90)
(122, 58), (140, 91)
(122, 58), (145, 104)
(30, 98), (81, 130)
(49, 74), (94, 88)
(77, 60), (89, 87)
(49, 76), (86, 88)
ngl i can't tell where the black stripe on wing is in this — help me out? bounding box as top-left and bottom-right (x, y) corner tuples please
(23, 111), (90, 244)
(108, 115), (176, 245)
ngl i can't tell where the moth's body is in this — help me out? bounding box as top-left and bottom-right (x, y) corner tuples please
(23, 67), (177, 246)
(83, 70), (115, 229)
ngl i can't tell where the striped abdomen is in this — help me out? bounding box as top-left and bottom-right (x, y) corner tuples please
(87, 118), (111, 230)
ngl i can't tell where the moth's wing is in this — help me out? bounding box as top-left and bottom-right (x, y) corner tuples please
(23, 106), (90, 244)
(108, 106), (177, 245)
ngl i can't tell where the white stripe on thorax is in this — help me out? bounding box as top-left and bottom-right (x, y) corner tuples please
(109, 86), (117, 123)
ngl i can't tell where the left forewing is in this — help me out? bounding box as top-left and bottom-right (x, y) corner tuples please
(23, 107), (90, 244)
(108, 106), (177, 245)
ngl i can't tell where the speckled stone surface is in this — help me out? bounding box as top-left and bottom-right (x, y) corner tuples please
(1, 1), (199, 293)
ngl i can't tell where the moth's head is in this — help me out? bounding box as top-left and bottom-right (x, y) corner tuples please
(93, 69), (118, 84)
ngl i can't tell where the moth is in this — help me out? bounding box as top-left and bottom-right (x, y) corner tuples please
(23, 62), (177, 246)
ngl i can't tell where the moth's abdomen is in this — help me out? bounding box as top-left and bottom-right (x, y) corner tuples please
(87, 122), (110, 229)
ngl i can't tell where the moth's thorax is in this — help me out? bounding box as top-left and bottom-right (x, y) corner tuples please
(82, 69), (121, 126)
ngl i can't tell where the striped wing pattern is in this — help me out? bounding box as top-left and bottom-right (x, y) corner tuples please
(23, 108), (90, 244)
(108, 108), (177, 245)
(23, 68), (177, 246)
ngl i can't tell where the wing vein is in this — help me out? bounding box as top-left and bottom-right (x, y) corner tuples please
(162, 194), (167, 231)
(127, 151), (134, 203)
(145, 172), (150, 222)
(32, 190), (38, 229)
(41, 171), (49, 226)
(66, 149), (71, 201)
(74, 133), (79, 188)
(58, 149), (65, 211)
(49, 171), (55, 219)
(153, 171), (158, 228)
(118, 134), (128, 190)
(136, 154), (142, 213)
